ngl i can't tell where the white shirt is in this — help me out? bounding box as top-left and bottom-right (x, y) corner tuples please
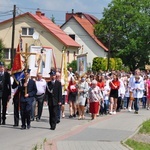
(118, 78), (125, 97)
(103, 85), (110, 101)
(129, 75), (143, 91)
(36, 78), (47, 95)
(125, 85), (130, 97)
(132, 80), (144, 98)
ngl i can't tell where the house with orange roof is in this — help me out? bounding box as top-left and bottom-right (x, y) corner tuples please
(0, 9), (80, 69)
(61, 10), (108, 68)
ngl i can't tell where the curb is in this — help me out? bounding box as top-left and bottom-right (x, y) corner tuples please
(121, 121), (144, 150)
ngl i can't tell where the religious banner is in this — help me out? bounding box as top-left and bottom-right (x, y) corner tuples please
(77, 53), (87, 76)
(29, 46), (53, 77)
(61, 48), (68, 90)
(145, 65), (150, 70)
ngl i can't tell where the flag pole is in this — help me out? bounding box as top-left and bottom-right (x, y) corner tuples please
(17, 43), (36, 95)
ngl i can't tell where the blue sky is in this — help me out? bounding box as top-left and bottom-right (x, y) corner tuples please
(0, 0), (112, 25)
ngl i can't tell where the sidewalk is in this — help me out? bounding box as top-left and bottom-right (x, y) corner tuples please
(45, 108), (150, 150)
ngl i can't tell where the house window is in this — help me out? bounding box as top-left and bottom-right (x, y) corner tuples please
(4, 49), (10, 59)
(22, 27), (34, 36)
(4, 48), (16, 60)
(69, 34), (75, 40)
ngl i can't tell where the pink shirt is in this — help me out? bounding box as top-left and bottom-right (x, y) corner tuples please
(146, 80), (150, 99)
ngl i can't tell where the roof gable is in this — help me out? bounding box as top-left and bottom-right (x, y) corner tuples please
(0, 11), (80, 48)
(29, 13), (80, 48)
(62, 12), (108, 51)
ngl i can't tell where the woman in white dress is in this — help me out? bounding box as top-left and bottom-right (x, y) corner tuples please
(77, 76), (89, 120)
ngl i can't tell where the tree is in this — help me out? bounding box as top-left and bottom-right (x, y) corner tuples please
(94, 0), (150, 71)
(67, 60), (77, 73)
(92, 57), (123, 72)
(0, 38), (5, 62)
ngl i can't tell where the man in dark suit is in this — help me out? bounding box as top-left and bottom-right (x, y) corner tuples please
(46, 69), (62, 130)
(0, 62), (11, 125)
(18, 69), (37, 129)
(12, 79), (20, 127)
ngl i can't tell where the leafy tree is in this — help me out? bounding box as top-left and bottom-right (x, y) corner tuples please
(92, 57), (123, 72)
(0, 38), (5, 62)
(115, 58), (123, 70)
(67, 60), (77, 73)
(95, 0), (150, 71)
(92, 57), (104, 72)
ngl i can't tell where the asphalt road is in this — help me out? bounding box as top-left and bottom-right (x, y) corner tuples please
(1, 99), (150, 150)
(0, 99), (91, 150)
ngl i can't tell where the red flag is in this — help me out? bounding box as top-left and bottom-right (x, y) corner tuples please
(12, 44), (23, 74)
(12, 44), (25, 82)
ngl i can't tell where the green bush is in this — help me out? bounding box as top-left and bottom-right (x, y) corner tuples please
(67, 60), (77, 73)
(92, 57), (124, 72)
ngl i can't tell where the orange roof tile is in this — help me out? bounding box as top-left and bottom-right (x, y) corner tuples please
(29, 13), (80, 48)
(0, 12), (80, 48)
(73, 15), (108, 51)
(63, 13), (108, 51)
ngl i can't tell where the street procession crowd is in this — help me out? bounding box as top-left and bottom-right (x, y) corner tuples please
(0, 61), (150, 131)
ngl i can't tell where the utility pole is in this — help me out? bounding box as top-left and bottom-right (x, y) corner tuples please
(11, 5), (16, 68)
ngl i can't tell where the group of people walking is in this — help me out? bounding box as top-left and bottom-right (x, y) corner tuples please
(67, 68), (150, 120)
(0, 61), (150, 131)
(0, 61), (62, 130)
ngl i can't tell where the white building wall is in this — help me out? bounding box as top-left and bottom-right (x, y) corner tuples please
(61, 18), (107, 67)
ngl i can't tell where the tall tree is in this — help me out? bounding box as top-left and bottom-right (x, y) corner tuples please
(95, 0), (150, 70)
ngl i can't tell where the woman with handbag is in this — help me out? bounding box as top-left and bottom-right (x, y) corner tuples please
(68, 77), (78, 118)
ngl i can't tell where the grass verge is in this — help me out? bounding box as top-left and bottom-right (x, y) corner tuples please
(125, 119), (150, 150)
(139, 119), (150, 134)
(125, 139), (150, 150)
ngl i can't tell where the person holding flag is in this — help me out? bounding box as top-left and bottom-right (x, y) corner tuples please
(18, 68), (37, 129)
(11, 44), (25, 127)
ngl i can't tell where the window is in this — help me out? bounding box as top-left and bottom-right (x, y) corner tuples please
(4, 48), (16, 60)
(22, 27), (34, 36)
(3, 49), (10, 59)
(69, 34), (75, 40)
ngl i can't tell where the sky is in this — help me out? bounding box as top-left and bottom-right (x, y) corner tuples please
(0, 0), (112, 25)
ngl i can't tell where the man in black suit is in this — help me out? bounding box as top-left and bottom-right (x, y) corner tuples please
(46, 69), (62, 130)
(12, 79), (21, 127)
(18, 69), (37, 129)
(0, 62), (11, 125)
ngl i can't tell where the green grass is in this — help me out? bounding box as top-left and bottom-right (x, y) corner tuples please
(125, 119), (150, 150)
(139, 119), (150, 134)
(125, 139), (150, 150)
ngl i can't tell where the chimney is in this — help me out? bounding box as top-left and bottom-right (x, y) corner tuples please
(72, 9), (74, 14)
(66, 9), (74, 21)
(36, 8), (42, 17)
(76, 12), (83, 18)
